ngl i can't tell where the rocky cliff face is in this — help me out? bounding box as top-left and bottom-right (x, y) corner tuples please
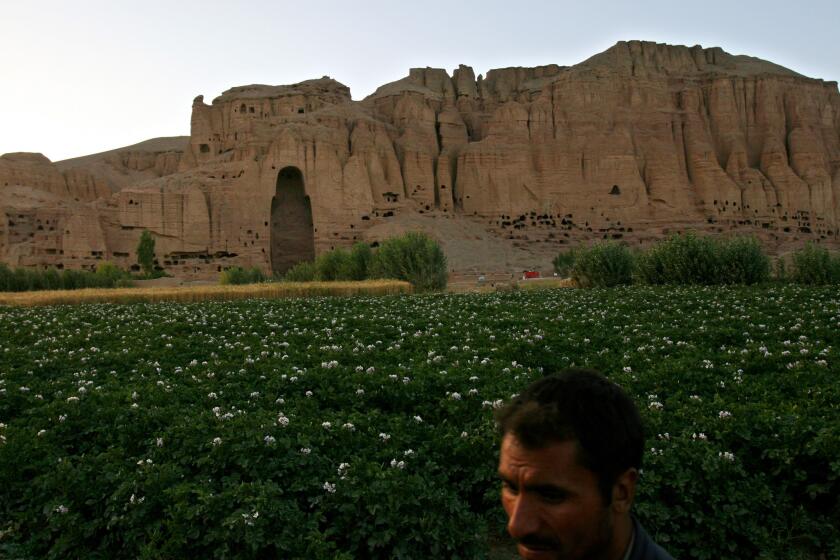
(2, 41), (838, 278)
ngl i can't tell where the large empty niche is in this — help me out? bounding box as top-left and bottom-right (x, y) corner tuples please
(270, 166), (315, 274)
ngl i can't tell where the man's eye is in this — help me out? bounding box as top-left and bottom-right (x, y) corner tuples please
(501, 481), (518, 494)
(539, 491), (567, 503)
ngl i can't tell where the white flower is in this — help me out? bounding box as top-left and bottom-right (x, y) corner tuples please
(379, 432), (391, 441)
(305, 391), (313, 398)
(58, 415), (67, 423)
(413, 415), (423, 423)
(250, 391), (260, 399)
(53, 505), (69, 514)
(648, 401), (664, 411)
(322, 421), (332, 430)
(390, 459), (405, 469)
(403, 449), (415, 457)
(37, 429), (47, 437)
(264, 435), (276, 445)
(207, 392), (217, 399)
(718, 410), (733, 420)
(718, 451), (735, 462)
(323, 481), (336, 493)
(460, 431), (468, 438)
(66, 396), (79, 403)
(623, 366), (632, 373)
(450, 392), (462, 401)
(337, 463), (350, 478)
(692, 432), (708, 441)
(212, 437), (222, 446)
(156, 437), (164, 447)
(277, 414), (290, 427)
(300, 447), (311, 455)
(275, 397), (285, 404)
(342, 422), (355, 431)
(355, 388), (365, 396)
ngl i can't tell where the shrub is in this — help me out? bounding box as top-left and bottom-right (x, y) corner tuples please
(219, 266), (266, 285)
(774, 257), (788, 282)
(283, 261), (317, 282)
(715, 236), (771, 285)
(60, 269), (90, 291)
(636, 232), (718, 285)
(369, 232), (447, 292)
(570, 241), (634, 287)
(95, 261), (129, 287)
(0, 264), (120, 292)
(136, 230), (156, 276)
(790, 243), (840, 284)
(315, 248), (354, 281)
(552, 250), (577, 277)
(42, 268), (62, 290)
(0, 263), (11, 291)
(348, 242), (373, 281)
(636, 233), (770, 285)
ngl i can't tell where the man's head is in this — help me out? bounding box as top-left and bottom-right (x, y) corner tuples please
(495, 368), (644, 560)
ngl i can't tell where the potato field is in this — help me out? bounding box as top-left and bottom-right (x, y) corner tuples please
(1, 286), (838, 559)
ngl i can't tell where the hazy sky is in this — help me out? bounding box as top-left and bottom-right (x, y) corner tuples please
(2, 0), (838, 162)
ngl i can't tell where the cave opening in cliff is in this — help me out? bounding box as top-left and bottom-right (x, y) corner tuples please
(270, 166), (315, 275)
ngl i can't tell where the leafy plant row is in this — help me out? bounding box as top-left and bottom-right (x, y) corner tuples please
(554, 233), (840, 287)
(281, 232), (447, 292)
(0, 262), (133, 292)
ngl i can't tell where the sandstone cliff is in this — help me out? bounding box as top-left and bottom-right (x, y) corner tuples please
(2, 41), (838, 278)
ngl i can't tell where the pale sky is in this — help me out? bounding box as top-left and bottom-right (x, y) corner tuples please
(2, 0), (838, 162)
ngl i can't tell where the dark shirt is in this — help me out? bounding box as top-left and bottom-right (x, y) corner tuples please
(628, 516), (675, 560)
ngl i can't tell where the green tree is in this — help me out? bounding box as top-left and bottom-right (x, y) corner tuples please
(136, 230), (156, 277)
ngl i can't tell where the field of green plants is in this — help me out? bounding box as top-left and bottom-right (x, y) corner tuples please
(1, 286), (838, 559)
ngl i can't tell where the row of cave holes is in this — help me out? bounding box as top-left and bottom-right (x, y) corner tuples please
(387, 188), (443, 214)
(236, 104), (305, 116)
(7, 217), (56, 232)
(494, 211), (626, 231)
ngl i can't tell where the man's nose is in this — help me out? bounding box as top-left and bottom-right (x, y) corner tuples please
(507, 494), (540, 539)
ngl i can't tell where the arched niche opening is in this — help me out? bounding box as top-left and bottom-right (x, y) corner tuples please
(270, 166), (314, 275)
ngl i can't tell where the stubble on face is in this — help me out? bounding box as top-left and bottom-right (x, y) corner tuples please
(499, 435), (618, 560)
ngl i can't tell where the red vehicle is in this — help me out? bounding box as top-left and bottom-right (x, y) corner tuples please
(522, 270), (540, 279)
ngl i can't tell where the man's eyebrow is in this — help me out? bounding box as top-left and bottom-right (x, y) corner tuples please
(496, 474), (568, 494)
(497, 472), (514, 484)
(527, 483), (568, 495)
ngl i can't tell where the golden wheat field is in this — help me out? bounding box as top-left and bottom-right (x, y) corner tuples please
(0, 280), (413, 307)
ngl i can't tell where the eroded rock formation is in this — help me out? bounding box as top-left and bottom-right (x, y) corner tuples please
(2, 41), (839, 278)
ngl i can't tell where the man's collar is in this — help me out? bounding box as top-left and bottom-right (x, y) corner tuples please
(620, 521), (636, 560)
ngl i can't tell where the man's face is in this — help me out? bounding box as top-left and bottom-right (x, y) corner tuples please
(498, 434), (615, 560)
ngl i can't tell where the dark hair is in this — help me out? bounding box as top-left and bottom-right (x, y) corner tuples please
(495, 368), (644, 503)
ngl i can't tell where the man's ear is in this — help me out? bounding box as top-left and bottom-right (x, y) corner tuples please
(611, 468), (639, 514)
